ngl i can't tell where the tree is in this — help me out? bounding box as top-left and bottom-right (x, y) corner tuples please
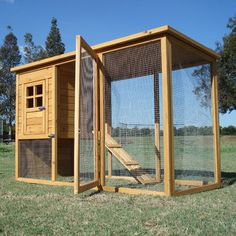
(0, 26), (21, 139)
(45, 17), (65, 57)
(216, 15), (236, 113)
(24, 33), (47, 63)
(193, 14), (236, 114)
(192, 64), (211, 109)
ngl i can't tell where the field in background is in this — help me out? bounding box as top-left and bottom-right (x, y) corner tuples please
(0, 136), (235, 235)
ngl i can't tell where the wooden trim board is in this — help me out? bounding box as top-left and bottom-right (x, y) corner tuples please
(16, 178), (74, 186)
(211, 62), (221, 184)
(174, 183), (221, 196)
(74, 36), (81, 194)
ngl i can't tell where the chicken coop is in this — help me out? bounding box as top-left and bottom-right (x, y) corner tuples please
(12, 25), (221, 196)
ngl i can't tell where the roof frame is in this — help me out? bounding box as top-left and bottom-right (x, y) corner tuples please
(11, 25), (219, 73)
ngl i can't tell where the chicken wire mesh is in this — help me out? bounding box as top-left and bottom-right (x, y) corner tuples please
(103, 41), (164, 190)
(172, 40), (215, 190)
(18, 139), (52, 179)
(78, 48), (96, 184)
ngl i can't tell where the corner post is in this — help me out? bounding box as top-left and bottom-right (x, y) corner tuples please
(161, 36), (175, 196)
(211, 61), (221, 184)
(74, 36), (81, 194)
(99, 54), (106, 186)
(52, 65), (57, 182)
(15, 74), (19, 179)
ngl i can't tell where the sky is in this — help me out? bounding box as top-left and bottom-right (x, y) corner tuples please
(0, 0), (235, 126)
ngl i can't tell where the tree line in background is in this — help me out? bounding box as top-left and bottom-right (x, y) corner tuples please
(1, 123), (235, 141)
(0, 17), (64, 139)
(111, 125), (236, 137)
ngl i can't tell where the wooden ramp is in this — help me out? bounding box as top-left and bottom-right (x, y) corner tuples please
(105, 134), (156, 184)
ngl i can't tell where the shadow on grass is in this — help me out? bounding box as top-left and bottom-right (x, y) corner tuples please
(221, 171), (236, 187)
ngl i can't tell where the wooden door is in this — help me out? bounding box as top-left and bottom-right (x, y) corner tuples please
(74, 36), (103, 194)
(23, 79), (48, 136)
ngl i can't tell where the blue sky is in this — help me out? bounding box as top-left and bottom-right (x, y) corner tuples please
(0, 0), (235, 126)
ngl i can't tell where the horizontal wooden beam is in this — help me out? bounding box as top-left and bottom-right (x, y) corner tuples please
(102, 186), (166, 196)
(106, 175), (138, 183)
(175, 179), (206, 187)
(17, 177), (74, 186)
(78, 180), (100, 193)
(174, 183), (221, 196)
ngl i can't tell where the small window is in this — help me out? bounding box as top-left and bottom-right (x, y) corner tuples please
(27, 98), (34, 108)
(26, 83), (44, 109)
(36, 84), (43, 95)
(27, 86), (34, 96)
(35, 97), (43, 107)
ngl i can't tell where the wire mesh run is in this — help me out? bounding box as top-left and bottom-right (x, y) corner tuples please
(19, 139), (52, 179)
(103, 41), (163, 190)
(79, 48), (96, 184)
(172, 53), (215, 190)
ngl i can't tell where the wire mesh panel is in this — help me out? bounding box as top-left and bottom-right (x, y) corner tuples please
(103, 41), (164, 191)
(79, 48), (96, 184)
(19, 139), (51, 179)
(171, 40), (215, 190)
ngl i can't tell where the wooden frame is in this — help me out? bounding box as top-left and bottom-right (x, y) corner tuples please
(12, 25), (221, 197)
(161, 36), (175, 196)
(15, 75), (19, 179)
(74, 36), (101, 194)
(211, 62), (221, 184)
(52, 65), (57, 182)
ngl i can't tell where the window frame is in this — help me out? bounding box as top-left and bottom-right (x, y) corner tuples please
(25, 81), (44, 111)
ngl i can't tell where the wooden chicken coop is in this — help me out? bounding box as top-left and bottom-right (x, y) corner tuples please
(12, 25), (221, 196)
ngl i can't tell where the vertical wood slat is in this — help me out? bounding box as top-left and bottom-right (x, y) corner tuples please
(105, 78), (112, 178)
(94, 60), (100, 181)
(154, 73), (161, 182)
(74, 36), (81, 194)
(211, 62), (221, 184)
(51, 65), (57, 181)
(99, 53), (106, 186)
(15, 74), (19, 179)
(161, 36), (175, 196)
(105, 124), (112, 178)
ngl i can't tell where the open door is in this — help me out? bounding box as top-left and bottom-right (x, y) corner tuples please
(74, 36), (101, 194)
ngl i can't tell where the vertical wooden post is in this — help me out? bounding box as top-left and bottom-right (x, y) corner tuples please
(99, 54), (105, 186)
(94, 60), (100, 181)
(15, 74), (19, 179)
(161, 36), (174, 196)
(211, 62), (221, 184)
(106, 124), (112, 178)
(52, 65), (57, 182)
(74, 36), (81, 194)
(154, 73), (161, 182)
(105, 78), (112, 178)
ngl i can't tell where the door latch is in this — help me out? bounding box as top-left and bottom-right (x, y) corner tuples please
(48, 133), (55, 138)
(38, 106), (46, 111)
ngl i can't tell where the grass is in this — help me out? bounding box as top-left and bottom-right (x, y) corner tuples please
(0, 136), (236, 235)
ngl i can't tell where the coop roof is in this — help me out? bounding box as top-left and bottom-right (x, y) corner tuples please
(11, 25), (220, 73)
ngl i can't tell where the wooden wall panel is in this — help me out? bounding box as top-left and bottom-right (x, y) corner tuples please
(57, 62), (75, 139)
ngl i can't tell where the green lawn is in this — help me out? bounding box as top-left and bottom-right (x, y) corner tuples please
(0, 136), (236, 235)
